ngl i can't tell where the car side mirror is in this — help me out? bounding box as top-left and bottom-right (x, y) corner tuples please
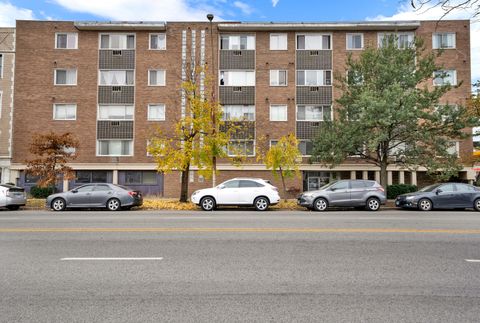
(436, 189), (442, 195)
(218, 185), (225, 190)
(72, 189), (78, 193)
(330, 187), (337, 191)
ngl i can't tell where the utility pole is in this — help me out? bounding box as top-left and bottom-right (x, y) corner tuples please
(207, 13), (217, 187)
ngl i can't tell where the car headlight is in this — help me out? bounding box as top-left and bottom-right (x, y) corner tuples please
(302, 193), (315, 198)
(192, 191), (199, 196)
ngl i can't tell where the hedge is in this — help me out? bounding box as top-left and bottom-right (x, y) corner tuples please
(386, 184), (418, 199)
(30, 186), (55, 199)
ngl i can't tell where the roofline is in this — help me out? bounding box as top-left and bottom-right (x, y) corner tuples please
(217, 21), (421, 31)
(74, 21), (166, 31)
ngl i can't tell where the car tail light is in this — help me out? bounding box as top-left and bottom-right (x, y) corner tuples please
(377, 186), (385, 192)
(6, 190), (11, 197)
(272, 186), (278, 191)
(128, 191), (137, 196)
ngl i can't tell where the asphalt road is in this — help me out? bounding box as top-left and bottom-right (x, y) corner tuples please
(1, 209), (480, 322)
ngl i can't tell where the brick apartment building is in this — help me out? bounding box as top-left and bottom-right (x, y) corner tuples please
(9, 19), (474, 197)
(0, 28), (15, 184)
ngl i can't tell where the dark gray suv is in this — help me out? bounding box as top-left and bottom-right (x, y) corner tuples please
(297, 180), (386, 211)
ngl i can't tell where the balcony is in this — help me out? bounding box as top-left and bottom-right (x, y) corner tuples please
(99, 50), (135, 70)
(296, 86), (332, 105)
(97, 120), (134, 140)
(98, 86), (134, 104)
(219, 86), (255, 105)
(296, 50), (332, 70)
(219, 50), (255, 69)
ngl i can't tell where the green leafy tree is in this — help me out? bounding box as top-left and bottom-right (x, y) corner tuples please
(258, 134), (301, 200)
(312, 36), (479, 189)
(147, 69), (231, 202)
(25, 132), (79, 189)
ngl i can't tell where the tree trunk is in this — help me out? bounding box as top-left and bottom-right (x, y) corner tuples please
(180, 165), (190, 203)
(380, 160), (388, 197)
(212, 156), (217, 187)
(279, 167), (287, 202)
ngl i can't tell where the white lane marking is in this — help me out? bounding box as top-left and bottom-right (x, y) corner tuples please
(61, 257), (163, 261)
(465, 259), (480, 263)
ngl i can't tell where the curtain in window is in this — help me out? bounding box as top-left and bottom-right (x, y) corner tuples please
(66, 70), (76, 84)
(67, 33), (76, 48)
(100, 71), (130, 85)
(57, 34), (67, 48)
(150, 35), (158, 49)
(149, 71), (157, 85)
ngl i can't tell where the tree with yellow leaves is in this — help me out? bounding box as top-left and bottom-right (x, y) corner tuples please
(259, 134), (301, 200)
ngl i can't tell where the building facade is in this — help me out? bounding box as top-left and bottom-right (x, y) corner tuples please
(0, 28), (15, 184)
(10, 20), (474, 197)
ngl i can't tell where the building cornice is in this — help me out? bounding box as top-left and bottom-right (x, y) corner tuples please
(74, 21), (166, 31)
(217, 21), (421, 31)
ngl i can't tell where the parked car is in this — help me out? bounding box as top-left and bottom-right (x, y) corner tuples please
(0, 184), (27, 210)
(297, 179), (386, 211)
(395, 182), (480, 211)
(46, 183), (143, 211)
(191, 178), (280, 211)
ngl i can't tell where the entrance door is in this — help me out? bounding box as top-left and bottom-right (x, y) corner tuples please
(308, 177), (321, 191)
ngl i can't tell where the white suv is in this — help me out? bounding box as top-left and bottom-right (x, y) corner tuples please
(191, 178), (280, 211)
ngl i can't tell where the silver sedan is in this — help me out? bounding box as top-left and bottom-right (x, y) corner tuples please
(46, 183), (143, 211)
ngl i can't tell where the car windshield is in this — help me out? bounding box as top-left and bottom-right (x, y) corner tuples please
(319, 181), (337, 190)
(419, 184), (442, 192)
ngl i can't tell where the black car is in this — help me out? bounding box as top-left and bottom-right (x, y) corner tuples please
(395, 183), (480, 211)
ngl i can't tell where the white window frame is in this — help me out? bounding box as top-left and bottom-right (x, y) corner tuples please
(99, 33), (136, 50)
(221, 105), (255, 121)
(98, 70), (135, 86)
(432, 32), (456, 49)
(346, 33), (363, 50)
(219, 70), (256, 86)
(148, 69), (166, 86)
(97, 105), (134, 120)
(146, 140), (152, 157)
(296, 70), (332, 86)
(147, 104), (166, 121)
(227, 140), (256, 157)
(269, 104), (288, 121)
(96, 140), (134, 157)
(55, 32), (78, 49)
(433, 70), (457, 86)
(296, 105), (332, 121)
(220, 34), (256, 50)
(298, 140), (313, 157)
(270, 33), (287, 50)
(270, 70), (288, 86)
(54, 68), (77, 86)
(53, 103), (77, 121)
(269, 140), (279, 147)
(149, 33), (166, 50)
(296, 33), (332, 50)
(378, 32), (414, 48)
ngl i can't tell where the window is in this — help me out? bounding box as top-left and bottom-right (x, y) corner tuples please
(439, 183), (455, 192)
(219, 71), (255, 86)
(150, 33), (166, 50)
(378, 32), (414, 48)
(94, 184), (112, 191)
(446, 141), (459, 157)
(296, 70), (331, 86)
(270, 33), (287, 50)
(296, 34), (331, 50)
(0, 54), (3, 78)
(270, 70), (287, 86)
(270, 105), (287, 121)
(53, 104), (76, 120)
(331, 181), (349, 190)
(223, 180), (240, 188)
(433, 33), (455, 49)
(55, 33), (78, 49)
(227, 140), (255, 157)
(347, 70), (364, 85)
(99, 70), (134, 85)
(63, 146), (76, 155)
(100, 34), (135, 49)
(148, 70), (166, 86)
(298, 140), (313, 156)
(346, 33), (363, 50)
(125, 171), (157, 185)
(433, 70), (457, 86)
(240, 180), (263, 188)
(222, 105), (255, 121)
(148, 104), (166, 121)
(270, 140), (278, 147)
(456, 184), (476, 192)
(54, 69), (77, 85)
(220, 35), (255, 50)
(98, 105), (134, 120)
(97, 140), (133, 156)
(75, 185), (95, 192)
(75, 171), (108, 184)
(297, 105), (332, 121)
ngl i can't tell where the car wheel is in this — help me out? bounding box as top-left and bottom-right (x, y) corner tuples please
(200, 196), (216, 211)
(51, 198), (66, 211)
(106, 198), (121, 211)
(313, 198), (328, 212)
(366, 197), (381, 211)
(418, 198), (432, 211)
(254, 197), (269, 211)
(6, 205), (20, 211)
(474, 198), (480, 212)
